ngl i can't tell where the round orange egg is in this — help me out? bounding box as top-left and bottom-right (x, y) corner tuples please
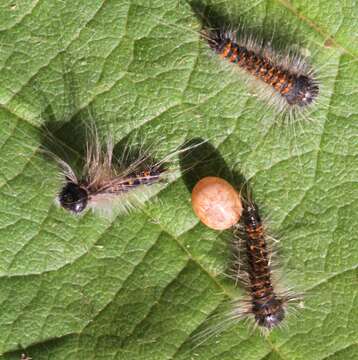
(191, 176), (242, 230)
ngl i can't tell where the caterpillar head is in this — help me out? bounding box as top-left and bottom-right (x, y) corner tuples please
(58, 182), (88, 214)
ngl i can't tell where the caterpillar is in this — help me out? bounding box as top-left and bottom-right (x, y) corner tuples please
(203, 28), (319, 120)
(238, 200), (287, 328)
(58, 135), (165, 214)
(54, 128), (186, 216)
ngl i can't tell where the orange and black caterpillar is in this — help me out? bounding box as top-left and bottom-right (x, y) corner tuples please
(59, 168), (164, 214)
(205, 29), (319, 111)
(55, 128), (201, 216)
(55, 132), (171, 216)
(242, 202), (285, 328)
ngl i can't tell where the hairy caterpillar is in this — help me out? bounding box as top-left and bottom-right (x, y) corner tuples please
(204, 28), (319, 121)
(54, 127), (193, 216)
(233, 199), (296, 329)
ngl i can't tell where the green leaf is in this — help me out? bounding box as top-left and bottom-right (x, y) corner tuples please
(0, 0), (357, 359)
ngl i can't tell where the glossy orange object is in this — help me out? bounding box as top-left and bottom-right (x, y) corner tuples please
(191, 177), (242, 230)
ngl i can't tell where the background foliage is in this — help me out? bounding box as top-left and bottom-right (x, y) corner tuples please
(0, 0), (357, 359)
